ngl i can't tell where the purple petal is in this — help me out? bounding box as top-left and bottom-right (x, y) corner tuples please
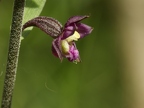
(52, 38), (63, 61)
(66, 43), (80, 62)
(75, 23), (93, 38)
(65, 15), (89, 27)
(61, 25), (75, 40)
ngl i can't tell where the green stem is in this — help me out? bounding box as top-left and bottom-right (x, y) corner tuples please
(1, 0), (25, 108)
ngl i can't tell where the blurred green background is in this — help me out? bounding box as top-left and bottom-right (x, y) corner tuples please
(0, 0), (123, 108)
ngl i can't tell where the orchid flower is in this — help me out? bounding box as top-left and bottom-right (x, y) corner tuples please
(23, 15), (93, 63)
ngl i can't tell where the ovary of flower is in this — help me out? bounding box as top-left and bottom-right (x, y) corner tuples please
(61, 31), (80, 54)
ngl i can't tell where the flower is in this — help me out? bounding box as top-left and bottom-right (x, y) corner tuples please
(22, 15), (93, 63)
(52, 15), (93, 63)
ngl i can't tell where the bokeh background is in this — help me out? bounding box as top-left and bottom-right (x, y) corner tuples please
(1, 0), (144, 108)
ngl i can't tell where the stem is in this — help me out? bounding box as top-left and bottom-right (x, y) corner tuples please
(1, 0), (25, 108)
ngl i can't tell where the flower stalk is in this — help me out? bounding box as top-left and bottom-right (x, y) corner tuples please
(1, 0), (25, 108)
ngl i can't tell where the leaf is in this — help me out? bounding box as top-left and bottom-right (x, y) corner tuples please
(22, 0), (46, 37)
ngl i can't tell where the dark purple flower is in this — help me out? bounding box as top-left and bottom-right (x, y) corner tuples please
(52, 15), (93, 63)
(22, 15), (93, 63)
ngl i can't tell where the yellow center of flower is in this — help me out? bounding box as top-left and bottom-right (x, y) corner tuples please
(65, 31), (80, 42)
(61, 31), (80, 53)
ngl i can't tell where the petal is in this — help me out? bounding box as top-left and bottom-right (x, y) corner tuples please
(75, 23), (93, 38)
(61, 26), (75, 39)
(52, 45), (59, 57)
(52, 38), (63, 61)
(66, 43), (81, 62)
(72, 43), (81, 60)
(65, 15), (89, 27)
(70, 47), (79, 60)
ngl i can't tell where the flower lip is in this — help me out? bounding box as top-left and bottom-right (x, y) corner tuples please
(66, 43), (81, 63)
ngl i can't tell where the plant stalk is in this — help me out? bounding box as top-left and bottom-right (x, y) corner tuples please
(1, 0), (25, 108)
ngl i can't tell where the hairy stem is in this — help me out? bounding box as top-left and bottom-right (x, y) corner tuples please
(1, 0), (25, 108)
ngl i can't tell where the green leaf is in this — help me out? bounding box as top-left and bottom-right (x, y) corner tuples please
(22, 0), (46, 37)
